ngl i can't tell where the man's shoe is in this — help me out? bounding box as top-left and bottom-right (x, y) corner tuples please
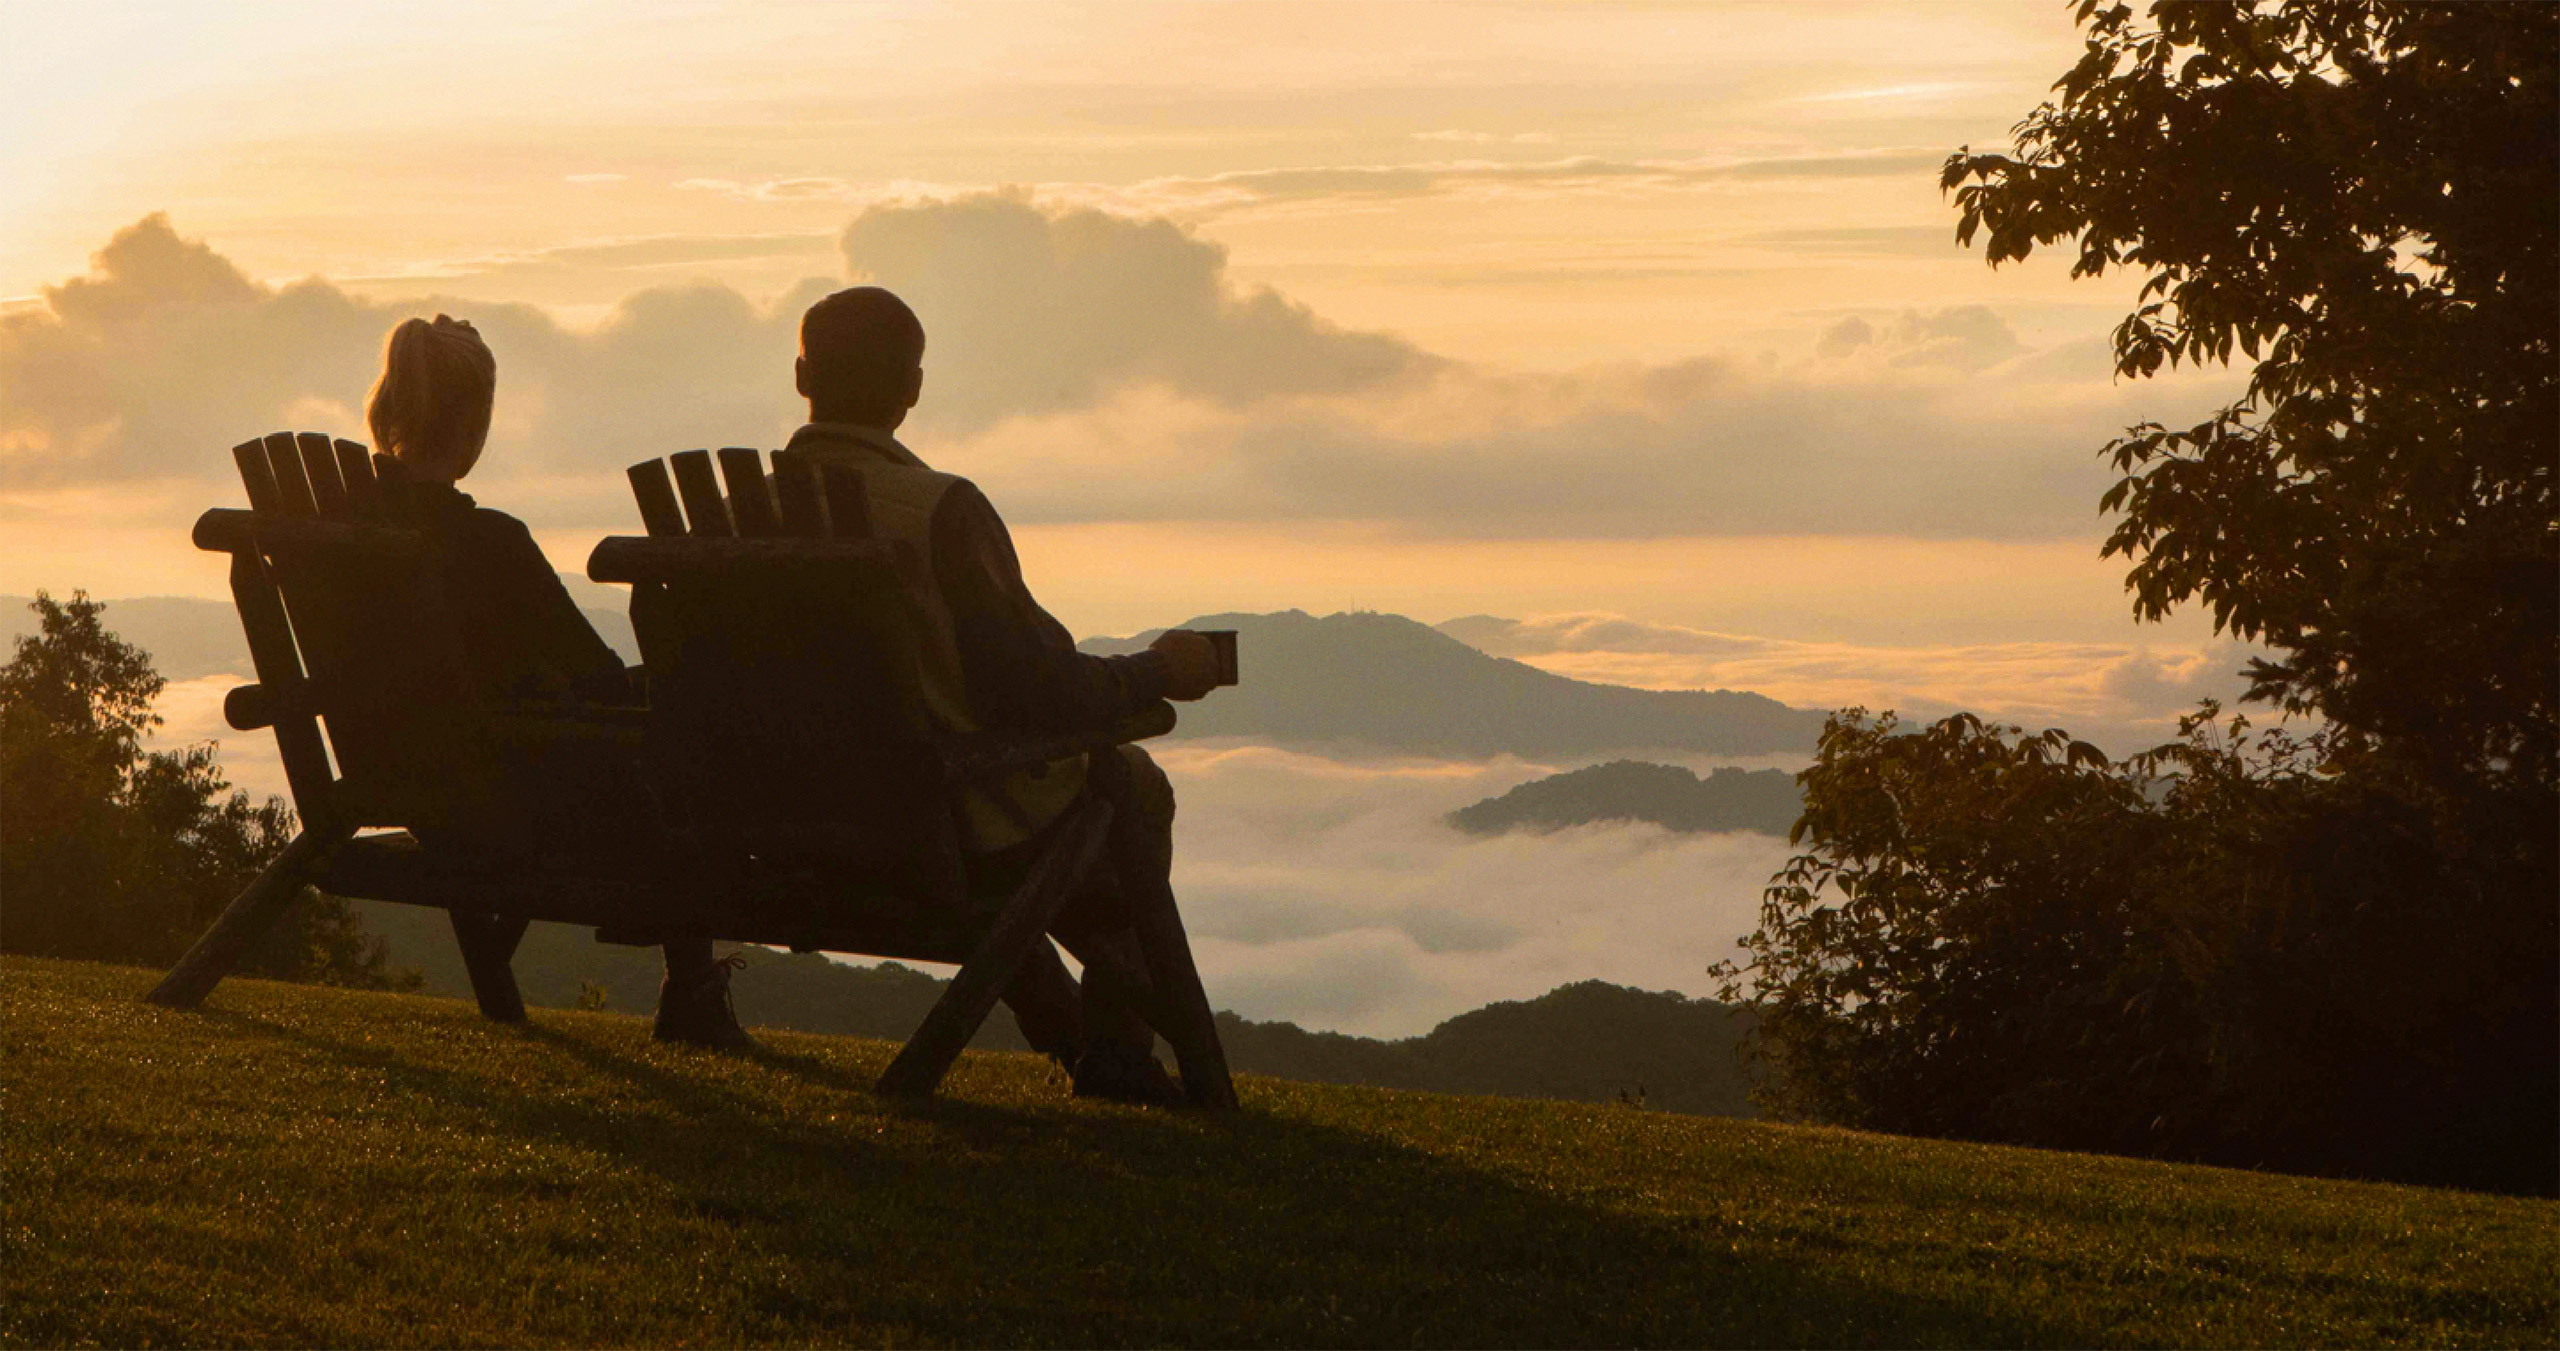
(1072, 1041), (1181, 1105)
(652, 954), (758, 1051)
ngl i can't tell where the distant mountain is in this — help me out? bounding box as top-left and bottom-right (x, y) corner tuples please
(5, 583), (638, 679)
(1084, 610), (1825, 758)
(1451, 760), (1803, 838)
(355, 901), (1757, 1118)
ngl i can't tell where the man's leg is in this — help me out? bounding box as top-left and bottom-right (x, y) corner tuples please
(1053, 745), (1184, 1102)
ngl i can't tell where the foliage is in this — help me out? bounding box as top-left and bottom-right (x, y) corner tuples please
(9, 956), (2554, 1349)
(1720, 708), (2556, 1194)
(1716, 1), (2555, 1195)
(0, 592), (415, 989)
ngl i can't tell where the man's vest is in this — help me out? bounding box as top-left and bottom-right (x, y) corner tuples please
(783, 422), (1087, 852)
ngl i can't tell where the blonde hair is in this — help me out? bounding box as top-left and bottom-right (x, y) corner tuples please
(366, 315), (495, 480)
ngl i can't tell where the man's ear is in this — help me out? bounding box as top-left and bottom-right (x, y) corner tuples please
(902, 365), (924, 410)
(794, 356), (813, 400)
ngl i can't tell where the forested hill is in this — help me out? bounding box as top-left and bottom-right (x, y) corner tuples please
(353, 901), (1756, 1118)
(1451, 759), (1804, 838)
(1083, 610), (1825, 757)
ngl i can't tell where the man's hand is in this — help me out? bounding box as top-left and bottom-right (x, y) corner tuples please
(1149, 629), (1221, 702)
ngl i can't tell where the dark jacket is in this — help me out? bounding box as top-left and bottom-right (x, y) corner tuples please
(410, 482), (633, 706)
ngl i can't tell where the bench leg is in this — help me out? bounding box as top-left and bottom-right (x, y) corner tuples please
(877, 798), (1115, 1099)
(450, 912), (532, 1024)
(1126, 869), (1239, 1110)
(146, 823), (350, 1009)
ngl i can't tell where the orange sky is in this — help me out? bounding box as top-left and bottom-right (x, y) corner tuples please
(4, 0), (2252, 739)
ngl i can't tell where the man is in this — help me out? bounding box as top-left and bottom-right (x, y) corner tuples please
(659, 285), (1223, 1101)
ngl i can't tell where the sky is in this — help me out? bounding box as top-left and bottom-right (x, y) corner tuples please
(5, 1), (2266, 1034)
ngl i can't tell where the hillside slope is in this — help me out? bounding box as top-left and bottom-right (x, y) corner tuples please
(8, 958), (2552, 1348)
(352, 902), (1757, 1118)
(1084, 610), (1826, 757)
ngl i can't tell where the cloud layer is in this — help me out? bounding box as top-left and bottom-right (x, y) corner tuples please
(2, 202), (2223, 544)
(1442, 612), (2264, 753)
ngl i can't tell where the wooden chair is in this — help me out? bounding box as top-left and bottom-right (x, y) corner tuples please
(147, 432), (1236, 1107)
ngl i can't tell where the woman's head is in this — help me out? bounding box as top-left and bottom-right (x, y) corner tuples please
(367, 315), (495, 481)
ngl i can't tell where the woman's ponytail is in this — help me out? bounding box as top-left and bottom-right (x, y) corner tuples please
(366, 314), (496, 480)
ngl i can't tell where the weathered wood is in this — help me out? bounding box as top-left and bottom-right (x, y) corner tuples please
(878, 798), (1116, 1097)
(586, 534), (902, 585)
(449, 911), (532, 1023)
(669, 449), (733, 537)
(334, 439), (383, 520)
(718, 448), (782, 537)
(264, 431), (321, 518)
(298, 432), (350, 518)
(145, 823), (350, 1008)
(232, 439), (282, 512)
(193, 509), (422, 560)
(627, 460), (686, 537)
(225, 548), (337, 815)
(1115, 805), (1239, 1109)
(818, 460), (876, 538)
(770, 450), (827, 537)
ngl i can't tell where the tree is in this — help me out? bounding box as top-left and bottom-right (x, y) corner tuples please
(1719, 2), (2556, 1194)
(0, 592), (416, 989)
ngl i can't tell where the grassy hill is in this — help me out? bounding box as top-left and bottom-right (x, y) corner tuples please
(351, 902), (1758, 1118)
(7, 958), (2552, 1348)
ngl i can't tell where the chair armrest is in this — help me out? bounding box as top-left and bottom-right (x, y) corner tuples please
(941, 702), (1177, 784)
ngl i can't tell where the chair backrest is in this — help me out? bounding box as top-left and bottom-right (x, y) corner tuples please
(199, 431), (489, 832)
(592, 448), (965, 897)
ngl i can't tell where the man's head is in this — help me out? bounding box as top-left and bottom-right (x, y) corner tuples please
(797, 287), (925, 430)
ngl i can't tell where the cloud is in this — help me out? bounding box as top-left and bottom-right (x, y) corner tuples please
(1115, 150), (1947, 213)
(841, 192), (1435, 429)
(2, 207), (2227, 545)
(1440, 612), (2268, 753)
(0, 214), (824, 494)
(674, 176), (865, 202)
(1155, 742), (1792, 1036)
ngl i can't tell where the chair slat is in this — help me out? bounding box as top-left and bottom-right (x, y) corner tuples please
(334, 440), (383, 520)
(264, 431), (321, 518)
(770, 449), (827, 537)
(718, 448), (782, 538)
(669, 449), (733, 537)
(297, 432), (351, 518)
(819, 460), (875, 538)
(627, 460), (686, 538)
(232, 439), (283, 512)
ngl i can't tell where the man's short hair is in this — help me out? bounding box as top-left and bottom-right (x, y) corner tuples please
(801, 287), (924, 416)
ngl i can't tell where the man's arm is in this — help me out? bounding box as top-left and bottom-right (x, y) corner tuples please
(933, 482), (1169, 736)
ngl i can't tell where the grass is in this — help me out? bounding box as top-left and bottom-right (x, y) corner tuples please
(3, 956), (2553, 1349)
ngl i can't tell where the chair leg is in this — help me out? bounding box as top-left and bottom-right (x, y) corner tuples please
(146, 823), (351, 1009)
(877, 798), (1115, 1099)
(1127, 872), (1239, 1110)
(450, 911), (533, 1023)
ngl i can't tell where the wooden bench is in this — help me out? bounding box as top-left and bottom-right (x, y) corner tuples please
(147, 431), (1236, 1107)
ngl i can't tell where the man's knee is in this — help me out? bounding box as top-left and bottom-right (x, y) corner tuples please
(1111, 743), (1175, 835)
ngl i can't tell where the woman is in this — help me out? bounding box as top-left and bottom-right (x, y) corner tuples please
(365, 315), (751, 1050)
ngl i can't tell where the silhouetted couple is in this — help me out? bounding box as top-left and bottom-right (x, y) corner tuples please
(362, 292), (1226, 1103)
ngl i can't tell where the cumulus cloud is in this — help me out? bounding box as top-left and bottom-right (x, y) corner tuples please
(1442, 612), (2267, 752)
(842, 193), (1435, 430)
(2, 205), (2220, 542)
(0, 214), (817, 493)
